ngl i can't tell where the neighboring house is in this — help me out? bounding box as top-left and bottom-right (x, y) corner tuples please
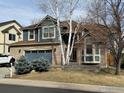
(10, 15), (110, 67)
(0, 20), (22, 55)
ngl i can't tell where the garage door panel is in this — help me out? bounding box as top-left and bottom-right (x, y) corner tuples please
(25, 50), (52, 64)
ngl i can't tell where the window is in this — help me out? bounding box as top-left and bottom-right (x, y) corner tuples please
(82, 43), (101, 63)
(42, 26), (55, 39)
(9, 34), (16, 41)
(95, 45), (99, 54)
(8, 47), (10, 52)
(44, 28), (49, 37)
(63, 27), (67, 32)
(95, 56), (99, 61)
(46, 50), (52, 53)
(29, 30), (35, 40)
(86, 56), (93, 61)
(39, 50), (45, 53)
(25, 51), (30, 53)
(86, 45), (92, 54)
(32, 51), (37, 53)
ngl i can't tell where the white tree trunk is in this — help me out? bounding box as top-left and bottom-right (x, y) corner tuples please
(45, 0), (80, 66)
(65, 0), (79, 65)
(66, 17), (73, 65)
(57, 19), (66, 65)
(69, 31), (77, 62)
(68, 23), (80, 63)
(56, 5), (66, 65)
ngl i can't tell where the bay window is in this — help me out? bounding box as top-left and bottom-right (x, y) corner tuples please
(82, 44), (101, 63)
(86, 56), (93, 61)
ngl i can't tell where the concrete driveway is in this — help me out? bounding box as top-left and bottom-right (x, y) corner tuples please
(0, 66), (15, 78)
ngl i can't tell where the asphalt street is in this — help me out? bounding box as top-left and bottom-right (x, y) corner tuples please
(0, 84), (101, 93)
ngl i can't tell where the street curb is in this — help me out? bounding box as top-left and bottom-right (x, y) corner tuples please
(0, 79), (124, 93)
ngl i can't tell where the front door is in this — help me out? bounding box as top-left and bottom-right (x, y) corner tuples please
(70, 48), (77, 62)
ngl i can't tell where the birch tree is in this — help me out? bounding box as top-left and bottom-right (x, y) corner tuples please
(38, 0), (81, 65)
(64, 0), (80, 64)
(39, 0), (66, 65)
(88, 0), (124, 75)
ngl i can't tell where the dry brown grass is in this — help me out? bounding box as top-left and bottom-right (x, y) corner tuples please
(13, 69), (124, 87)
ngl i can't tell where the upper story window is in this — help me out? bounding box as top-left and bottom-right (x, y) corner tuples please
(95, 45), (100, 54)
(86, 45), (93, 54)
(86, 45), (93, 61)
(28, 30), (35, 40)
(9, 34), (16, 41)
(42, 26), (55, 39)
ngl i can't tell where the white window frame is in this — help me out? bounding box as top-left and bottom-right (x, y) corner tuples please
(42, 25), (56, 39)
(9, 33), (16, 41)
(94, 44), (101, 62)
(83, 38), (101, 63)
(84, 44), (93, 63)
(28, 30), (35, 40)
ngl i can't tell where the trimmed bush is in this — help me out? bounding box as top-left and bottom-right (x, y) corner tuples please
(32, 57), (50, 72)
(15, 56), (32, 75)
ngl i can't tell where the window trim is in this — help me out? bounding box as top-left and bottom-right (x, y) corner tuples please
(42, 25), (56, 39)
(84, 44), (94, 63)
(86, 45), (93, 54)
(9, 34), (16, 41)
(28, 30), (35, 40)
(83, 38), (101, 63)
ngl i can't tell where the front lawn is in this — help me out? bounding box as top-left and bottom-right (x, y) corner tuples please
(13, 68), (124, 87)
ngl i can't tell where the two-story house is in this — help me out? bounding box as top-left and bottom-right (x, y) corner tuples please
(0, 20), (22, 55)
(10, 15), (110, 67)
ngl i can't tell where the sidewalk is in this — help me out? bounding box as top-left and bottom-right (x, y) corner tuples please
(0, 79), (124, 93)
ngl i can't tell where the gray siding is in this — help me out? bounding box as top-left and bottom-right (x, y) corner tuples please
(23, 29), (39, 42)
(39, 19), (59, 42)
(39, 19), (55, 26)
(35, 29), (38, 42)
(23, 18), (59, 43)
(23, 30), (28, 41)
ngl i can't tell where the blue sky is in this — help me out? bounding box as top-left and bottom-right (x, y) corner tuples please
(0, 0), (44, 26)
(0, 0), (87, 26)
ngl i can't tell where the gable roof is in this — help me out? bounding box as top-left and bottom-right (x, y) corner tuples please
(1, 25), (21, 35)
(0, 20), (22, 28)
(35, 15), (57, 27)
(22, 15), (57, 30)
(21, 15), (109, 43)
(22, 24), (36, 30)
(77, 23), (109, 43)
